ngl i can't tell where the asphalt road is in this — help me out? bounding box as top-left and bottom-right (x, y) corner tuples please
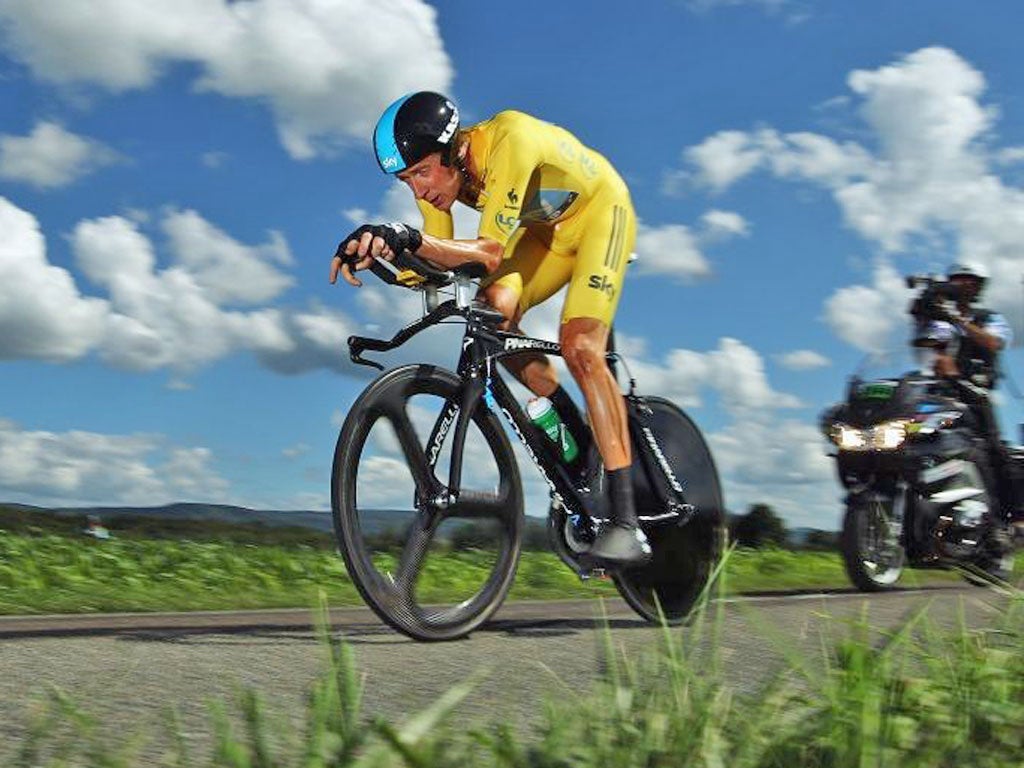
(0, 585), (1008, 764)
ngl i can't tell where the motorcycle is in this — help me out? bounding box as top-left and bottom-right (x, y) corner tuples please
(822, 353), (1022, 591)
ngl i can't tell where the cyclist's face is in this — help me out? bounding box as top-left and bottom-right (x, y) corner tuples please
(397, 153), (460, 211)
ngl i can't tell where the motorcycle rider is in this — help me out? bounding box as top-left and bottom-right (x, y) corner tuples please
(917, 262), (1017, 516)
(329, 92), (650, 565)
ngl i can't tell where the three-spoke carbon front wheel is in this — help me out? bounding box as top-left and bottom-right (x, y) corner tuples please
(332, 364), (524, 641)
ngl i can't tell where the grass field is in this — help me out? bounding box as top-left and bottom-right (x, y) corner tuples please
(0, 529), (975, 616)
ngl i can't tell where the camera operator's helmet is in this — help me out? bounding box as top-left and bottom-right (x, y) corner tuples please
(947, 261), (990, 283)
(373, 92), (460, 174)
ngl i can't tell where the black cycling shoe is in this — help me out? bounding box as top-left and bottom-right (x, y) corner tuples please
(589, 522), (652, 567)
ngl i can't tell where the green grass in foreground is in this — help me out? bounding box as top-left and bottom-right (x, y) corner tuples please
(12, 577), (1024, 767)
(0, 530), (983, 616)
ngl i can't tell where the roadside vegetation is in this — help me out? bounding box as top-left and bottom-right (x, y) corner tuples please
(0, 504), (970, 616)
(11, 576), (1024, 766)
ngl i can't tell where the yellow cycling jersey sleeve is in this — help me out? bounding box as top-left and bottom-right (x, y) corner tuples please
(416, 197), (454, 239)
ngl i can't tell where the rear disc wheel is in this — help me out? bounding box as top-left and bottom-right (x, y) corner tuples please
(614, 397), (725, 624)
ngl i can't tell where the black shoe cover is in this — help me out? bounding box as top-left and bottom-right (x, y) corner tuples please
(589, 523), (652, 566)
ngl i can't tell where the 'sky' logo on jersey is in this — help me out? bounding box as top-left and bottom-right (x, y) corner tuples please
(588, 274), (616, 299)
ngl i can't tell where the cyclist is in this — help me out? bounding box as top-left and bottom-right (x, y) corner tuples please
(330, 91), (650, 565)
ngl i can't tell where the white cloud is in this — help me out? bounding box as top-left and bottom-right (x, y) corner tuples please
(161, 208), (294, 305)
(71, 213), (288, 372)
(622, 335), (802, 415)
(678, 46), (1024, 346)
(617, 333), (833, 525)
(997, 147), (1024, 165)
(0, 418), (229, 506)
(684, 0), (797, 14)
(1, 197), (361, 375)
(282, 442), (310, 459)
(0, 121), (119, 188)
(201, 150), (229, 169)
(700, 209), (750, 240)
(0, 197), (109, 361)
(634, 223), (711, 282)
(633, 210), (749, 283)
(0, 0), (452, 160)
(709, 418), (838, 526)
(824, 260), (912, 353)
(684, 130), (766, 193)
(776, 349), (830, 370)
(683, 127), (872, 196)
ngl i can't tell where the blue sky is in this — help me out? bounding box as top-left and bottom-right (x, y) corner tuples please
(2, 0), (1024, 529)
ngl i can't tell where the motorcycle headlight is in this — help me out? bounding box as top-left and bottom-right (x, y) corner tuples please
(872, 420), (907, 450)
(829, 421), (908, 451)
(830, 424), (867, 450)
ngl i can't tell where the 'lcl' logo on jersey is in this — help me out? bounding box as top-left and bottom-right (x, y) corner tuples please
(495, 212), (518, 234)
(588, 274), (616, 299)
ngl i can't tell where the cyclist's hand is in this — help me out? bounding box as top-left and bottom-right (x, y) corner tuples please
(329, 223), (423, 287)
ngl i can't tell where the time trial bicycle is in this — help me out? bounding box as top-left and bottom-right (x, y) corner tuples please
(331, 250), (725, 641)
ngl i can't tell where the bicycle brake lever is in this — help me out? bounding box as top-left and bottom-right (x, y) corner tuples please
(348, 336), (385, 371)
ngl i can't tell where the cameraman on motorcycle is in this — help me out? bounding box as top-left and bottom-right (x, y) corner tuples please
(915, 262), (1015, 512)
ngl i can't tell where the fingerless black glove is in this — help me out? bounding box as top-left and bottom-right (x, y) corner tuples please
(334, 222), (423, 263)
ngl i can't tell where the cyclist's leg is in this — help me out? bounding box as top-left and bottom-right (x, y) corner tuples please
(560, 196), (648, 563)
(479, 229), (573, 397)
(559, 199), (635, 470)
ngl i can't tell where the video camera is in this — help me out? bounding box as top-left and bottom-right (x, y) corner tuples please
(905, 274), (966, 322)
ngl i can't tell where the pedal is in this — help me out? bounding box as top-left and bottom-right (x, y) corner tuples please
(673, 502), (697, 526)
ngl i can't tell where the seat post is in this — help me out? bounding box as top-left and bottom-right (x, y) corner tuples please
(455, 275), (475, 309)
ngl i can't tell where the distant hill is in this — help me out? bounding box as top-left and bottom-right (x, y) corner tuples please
(2, 502), (387, 535)
(0, 502), (550, 546)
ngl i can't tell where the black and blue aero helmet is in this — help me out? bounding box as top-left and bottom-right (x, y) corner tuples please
(373, 91), (460, 174)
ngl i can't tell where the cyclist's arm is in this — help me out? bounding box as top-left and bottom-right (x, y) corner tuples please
(418, 131), (538, 274)
(412, 196), (504, 271)
(416, 234), (505, 273)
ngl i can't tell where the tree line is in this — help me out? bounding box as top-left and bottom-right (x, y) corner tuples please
(1, 503), (838, 552)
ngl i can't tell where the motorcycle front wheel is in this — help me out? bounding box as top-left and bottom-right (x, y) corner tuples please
(840, 494), (905, 591)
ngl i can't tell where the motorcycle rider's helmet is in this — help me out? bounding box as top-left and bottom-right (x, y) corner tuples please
(947, 260), (990, 291)
(947, 261), (990, 304)
(373, 91), (460, 174)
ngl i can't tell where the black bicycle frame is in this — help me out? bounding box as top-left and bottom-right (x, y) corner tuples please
(348, 298), (681, 527)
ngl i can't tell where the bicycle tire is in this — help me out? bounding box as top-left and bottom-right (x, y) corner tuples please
(332, 364), (524, 641)
(614, 396), (726, 624)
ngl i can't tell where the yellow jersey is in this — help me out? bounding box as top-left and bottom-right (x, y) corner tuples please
(416, 110), (629, 251)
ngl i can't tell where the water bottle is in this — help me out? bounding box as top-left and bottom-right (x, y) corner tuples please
(527, 396), (579, 464)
